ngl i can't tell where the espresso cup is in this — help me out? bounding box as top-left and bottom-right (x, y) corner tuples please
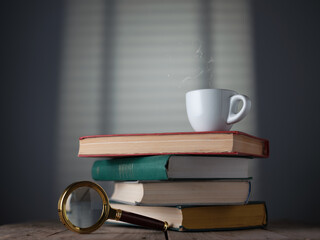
(186, 89), (251, 131)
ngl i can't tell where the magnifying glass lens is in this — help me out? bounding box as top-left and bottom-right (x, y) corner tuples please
(59, 181), (167, 234)
(66, 187), (103, 228)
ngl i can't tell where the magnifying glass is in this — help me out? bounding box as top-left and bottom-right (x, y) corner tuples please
(58, 181), (169, 234)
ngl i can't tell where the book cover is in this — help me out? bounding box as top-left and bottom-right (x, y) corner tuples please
(79, 131), (269, 158)
(92, 155), (251, 181)
(110, 179), (251, 206)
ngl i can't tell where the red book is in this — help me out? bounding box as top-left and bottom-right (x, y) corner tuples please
(78, 131), (269, 158)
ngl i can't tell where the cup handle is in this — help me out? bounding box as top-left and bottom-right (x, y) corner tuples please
(227, 94), (251, 124)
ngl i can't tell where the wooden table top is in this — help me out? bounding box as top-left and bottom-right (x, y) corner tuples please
(0, 221), (319, 240)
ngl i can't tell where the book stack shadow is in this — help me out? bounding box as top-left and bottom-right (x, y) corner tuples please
(79, 131), (269, 231)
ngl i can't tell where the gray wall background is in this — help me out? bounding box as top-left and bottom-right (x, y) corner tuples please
(1, 0), (320, 225)
(253, 0), (320, 223)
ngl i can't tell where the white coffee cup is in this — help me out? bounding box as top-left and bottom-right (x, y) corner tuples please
(186, 89), (251, 131)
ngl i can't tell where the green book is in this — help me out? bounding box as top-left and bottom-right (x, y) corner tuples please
(92, 155), (250, 181)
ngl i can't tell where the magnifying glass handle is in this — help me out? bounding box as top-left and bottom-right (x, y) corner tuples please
(117, 210), (168, 231)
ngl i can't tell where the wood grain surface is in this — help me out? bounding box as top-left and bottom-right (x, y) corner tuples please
(0, 221), (319, 240)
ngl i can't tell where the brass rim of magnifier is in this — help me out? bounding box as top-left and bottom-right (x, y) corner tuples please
(58, 181), (109, 234)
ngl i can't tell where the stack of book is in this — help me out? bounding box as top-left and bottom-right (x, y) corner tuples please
(78, 131), (269, 231)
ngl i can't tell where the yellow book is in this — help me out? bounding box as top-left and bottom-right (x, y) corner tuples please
(109, 202), (268, 231)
